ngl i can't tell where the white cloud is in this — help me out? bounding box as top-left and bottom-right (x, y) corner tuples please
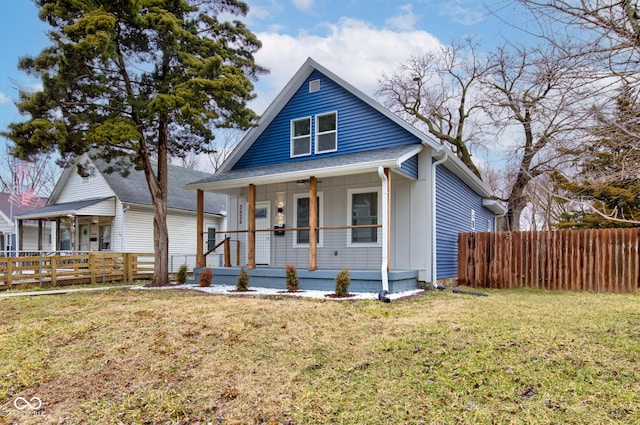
(438, 0), (486, 26)
(253, 18), (442, 113)
(385, 4), (420, 31)
(292, 0), (314, 12)
(0, 92), (10, 105)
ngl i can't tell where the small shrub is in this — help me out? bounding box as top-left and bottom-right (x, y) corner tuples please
(237, 268), (249, 291)
(285, 264), (299, 292)
(198, 268), (212, 287)
(176, 264), (189, 285)
(335, 268), (350, 297)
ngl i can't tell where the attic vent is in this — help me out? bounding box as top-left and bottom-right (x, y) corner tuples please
(309, 79), (320, 93)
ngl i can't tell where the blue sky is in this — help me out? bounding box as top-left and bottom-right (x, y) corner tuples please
(0, 0), (532, 151)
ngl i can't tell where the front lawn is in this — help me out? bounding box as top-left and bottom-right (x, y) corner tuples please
(1, 287), (639, 424)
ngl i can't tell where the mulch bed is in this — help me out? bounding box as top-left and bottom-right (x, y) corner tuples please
(324, 293), (357, 299)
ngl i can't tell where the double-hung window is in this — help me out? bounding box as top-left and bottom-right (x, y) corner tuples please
(291, 117), (311, 157)
(348, 188), (380, 246)
(293, 192), (323, 246)
(315, 112), (337, 153)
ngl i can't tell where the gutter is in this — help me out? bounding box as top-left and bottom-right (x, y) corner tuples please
(431, 151), (448, 289)
(377, 166), (390, 302)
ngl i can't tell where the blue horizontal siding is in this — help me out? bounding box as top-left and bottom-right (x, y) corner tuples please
(397, 154), (419, 179)
(436, 165), (495, 279)
(234, 69), (421, 170)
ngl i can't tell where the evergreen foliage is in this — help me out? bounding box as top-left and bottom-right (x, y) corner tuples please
(554, 85), (640, 228)
(285, 264), (299, 292)
(2, 0), (265, 284)
(176, 264), (189, 285)
(237, 267), (249, 291)
(334, 268), (351, 297)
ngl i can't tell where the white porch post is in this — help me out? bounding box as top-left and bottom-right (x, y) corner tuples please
(378, 167), (390, 291)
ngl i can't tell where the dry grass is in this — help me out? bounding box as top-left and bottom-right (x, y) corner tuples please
(1, 287), (640, 424)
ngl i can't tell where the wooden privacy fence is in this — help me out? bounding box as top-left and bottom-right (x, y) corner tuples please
(0, 252), (154, 290)
(458, 229), (640, 293)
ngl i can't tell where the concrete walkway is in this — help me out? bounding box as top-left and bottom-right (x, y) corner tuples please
(0, 285), (132, 298)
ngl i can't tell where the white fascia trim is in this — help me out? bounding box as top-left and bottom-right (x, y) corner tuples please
(185, 158), (400, 192)
(482, 199), (507, 215)
(396, 145), (424, 166)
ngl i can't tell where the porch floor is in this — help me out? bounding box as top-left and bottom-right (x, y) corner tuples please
(192, 267), (419, 294)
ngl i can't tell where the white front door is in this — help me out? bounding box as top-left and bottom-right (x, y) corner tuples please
(79, 223), (90, 252)
(255, 201), (271, 265)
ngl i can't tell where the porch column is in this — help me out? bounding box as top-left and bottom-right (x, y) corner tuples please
(38, 219), (43, 251)
(196, 189), (205, 267)
(55, 218), (61, 251)
(385, 168), (391, 272)
(18, 219), (23, 252)
(248, 184), (256, 269)
(309, 176), (317, 271)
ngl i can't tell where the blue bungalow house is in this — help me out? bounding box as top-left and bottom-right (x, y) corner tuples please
(185, 58), (505, 293)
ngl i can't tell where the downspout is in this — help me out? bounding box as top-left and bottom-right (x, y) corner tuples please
(431, 152), (448, 289)
(377, 166), (390, 302)
(121, 204), (130, 252)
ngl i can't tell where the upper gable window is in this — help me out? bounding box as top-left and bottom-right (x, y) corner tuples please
(291, 117), (311, 157)
(315, 112), (337, 154)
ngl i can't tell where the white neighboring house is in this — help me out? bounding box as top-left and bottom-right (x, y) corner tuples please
(15, 153), (226, 269)
(0, 192), (53, 255)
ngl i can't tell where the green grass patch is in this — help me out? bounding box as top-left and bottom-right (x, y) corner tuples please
(1, 288), (639, 423)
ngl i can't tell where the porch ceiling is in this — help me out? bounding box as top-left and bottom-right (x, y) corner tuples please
(184, 145), (423, 192)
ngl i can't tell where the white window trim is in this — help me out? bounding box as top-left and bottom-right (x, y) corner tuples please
(347, 187), (381, 247)
(293, 192), (324, 248)
(290, 116), (312, 158)
(315, 111), (338, 154)
(471, 209), (476, 231)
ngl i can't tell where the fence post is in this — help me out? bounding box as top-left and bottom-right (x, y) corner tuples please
(51, 256), (57, 287)
(89, 253), (97, 284)
(39, 252), (43, 287)
(6, 257), (13, 287)
(124, 253), (131, 283)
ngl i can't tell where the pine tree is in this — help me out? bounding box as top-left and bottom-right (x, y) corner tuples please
(3, 0), (265, 284)
(554, 85), (640, 228)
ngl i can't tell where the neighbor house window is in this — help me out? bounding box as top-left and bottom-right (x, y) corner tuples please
(315, 112), (337, 154)
(293, 192), (323, 246)
(291, 117), (311, 157)
(348, 188), (380, 245)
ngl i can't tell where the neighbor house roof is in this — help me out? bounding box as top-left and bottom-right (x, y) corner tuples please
(48, 155), (226, 216)
(15, 197), (113, 220)
(0, 192), (48, 220)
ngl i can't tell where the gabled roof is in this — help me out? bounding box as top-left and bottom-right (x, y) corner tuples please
(219, 57), (441, 173)
(50, 155), (226, 215)
(188, 57), (501, 210)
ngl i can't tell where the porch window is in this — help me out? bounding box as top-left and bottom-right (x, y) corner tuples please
(60, 224), (71, 251)
(293, 192), (323, 246)
(315, 112), (337, 153)
(291, 117), (311, 157)
(99, 225), (111, 250)
(348, 188), (380, 246)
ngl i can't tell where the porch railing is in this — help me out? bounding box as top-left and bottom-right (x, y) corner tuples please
(212, 225), (383, 270)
